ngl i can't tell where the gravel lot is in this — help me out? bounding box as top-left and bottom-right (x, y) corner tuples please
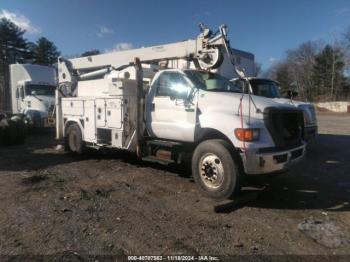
(0, 113), (349, 258)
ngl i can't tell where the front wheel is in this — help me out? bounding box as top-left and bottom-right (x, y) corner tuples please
(192, 139), (241, 200)
(66, 123), (85, 154)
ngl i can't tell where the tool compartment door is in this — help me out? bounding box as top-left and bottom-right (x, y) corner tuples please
(62, 99), (84, 116)
(84, 100), (96, 142)
(105, 98), (122, 128)
(95, 99), (106, 127)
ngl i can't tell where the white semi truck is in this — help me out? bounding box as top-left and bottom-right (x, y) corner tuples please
(9, 64), (57, 128)
(56, 25), (306, 200)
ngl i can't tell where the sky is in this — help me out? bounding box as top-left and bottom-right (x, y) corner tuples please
(1, 0), (350, 70)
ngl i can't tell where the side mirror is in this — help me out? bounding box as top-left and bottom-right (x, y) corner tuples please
(286, 90), (298, 99)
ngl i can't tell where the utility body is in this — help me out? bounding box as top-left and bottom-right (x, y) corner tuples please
(56, 25), (306, 200)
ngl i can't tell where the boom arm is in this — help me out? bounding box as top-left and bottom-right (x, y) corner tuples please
(57, 25), (234, 94)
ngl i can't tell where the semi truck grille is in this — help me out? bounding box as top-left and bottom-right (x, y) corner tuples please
(264, 107), (304, 147)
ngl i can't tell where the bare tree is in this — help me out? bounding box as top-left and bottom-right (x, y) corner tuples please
(284, 41), (322, 101)
(254, 62), (262, 77)
(265, 41), (321, 101)
(342, 26), (350, 72)
(266, 27), (350, 102)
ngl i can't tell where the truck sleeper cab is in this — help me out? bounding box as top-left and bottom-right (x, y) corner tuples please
(61, 68), (305, 200)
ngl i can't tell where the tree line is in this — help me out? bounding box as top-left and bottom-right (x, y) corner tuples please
(265, 27), (350, 102)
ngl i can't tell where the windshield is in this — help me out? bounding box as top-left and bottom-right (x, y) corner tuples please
(185, 70), (241, 93)
(25, 84), (56, 96)
(249, 79), (281, 98)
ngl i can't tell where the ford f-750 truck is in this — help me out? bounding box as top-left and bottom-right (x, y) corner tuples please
(56, 25), (305, 200)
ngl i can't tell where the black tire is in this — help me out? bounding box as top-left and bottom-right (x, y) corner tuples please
(0, 126), (4, 146)
(192, 139), (241, 200)
(3, 120), (17, 146)
(14, 119), (27, 144)
(66, 123), (85, 154)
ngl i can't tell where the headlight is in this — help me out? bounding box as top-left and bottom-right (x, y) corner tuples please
(234, 128), (260, 141)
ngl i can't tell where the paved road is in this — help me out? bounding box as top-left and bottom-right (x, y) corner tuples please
(317, 113), (350, 135)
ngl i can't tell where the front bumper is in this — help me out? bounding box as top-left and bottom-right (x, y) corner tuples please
(26, 116), (56, 128)
(240, 144), (305, 175)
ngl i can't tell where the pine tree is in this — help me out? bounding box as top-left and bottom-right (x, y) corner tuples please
(312, 45), (346, 100)
(0, 18), (28, 112)
(29, 37), (60, 66)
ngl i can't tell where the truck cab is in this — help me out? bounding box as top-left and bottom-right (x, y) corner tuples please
(146, 70), (305, 173)
(10, 64), (57, 128)
(232, 77), (318, 141)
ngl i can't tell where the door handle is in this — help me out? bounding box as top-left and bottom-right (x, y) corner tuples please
(151, 103), (155, 111)
(185, 108), (195, 112)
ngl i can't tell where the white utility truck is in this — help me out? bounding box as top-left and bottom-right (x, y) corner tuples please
(56, 25), (306, 200)
(231, 77), (318, 141)
(10, 64), (57, 128)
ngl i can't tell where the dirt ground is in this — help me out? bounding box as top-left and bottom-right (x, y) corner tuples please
(0, 113), (350, 258)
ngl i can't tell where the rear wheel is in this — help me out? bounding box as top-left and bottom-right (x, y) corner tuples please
(66, 123), (85, 154)
(0, 126), (4, 145)
(3, 120), (17, 146)
(192, 139), (241, 200)
(14, 119), (26, 144)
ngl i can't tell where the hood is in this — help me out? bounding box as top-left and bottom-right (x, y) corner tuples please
(271, 97), (310, 107)
(197, 91), (297, 120)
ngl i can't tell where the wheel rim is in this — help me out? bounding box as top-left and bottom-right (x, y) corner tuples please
(198, 153), (224, 189)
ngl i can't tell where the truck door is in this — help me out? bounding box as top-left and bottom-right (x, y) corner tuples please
(16, 85), (25, 113)
(147, 71), (197, 142)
